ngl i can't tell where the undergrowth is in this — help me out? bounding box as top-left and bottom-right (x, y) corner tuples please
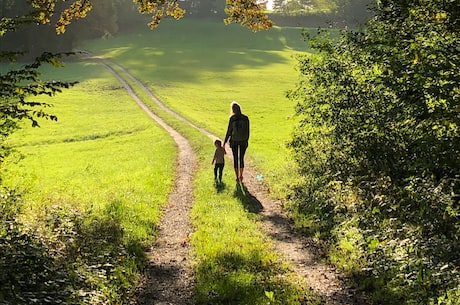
(0, 188), (144, 304)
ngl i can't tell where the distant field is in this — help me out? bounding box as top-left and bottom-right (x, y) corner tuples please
(82, 19), (312, 190)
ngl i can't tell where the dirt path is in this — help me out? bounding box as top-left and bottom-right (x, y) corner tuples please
(93, 55), (369, 305)
(242, 171), (369, 305)
(94, 58), (196, 305)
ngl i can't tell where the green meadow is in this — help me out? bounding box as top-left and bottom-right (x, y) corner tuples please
(6, 63), (176, 240)
(3, 19), (320, 304)
(82, 19), (312, 190)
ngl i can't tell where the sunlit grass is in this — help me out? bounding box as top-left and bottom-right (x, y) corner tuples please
(81, 19), (310, 196)
(5, 62), (177, 243)
(2, 20), (322, 304)
(190, 139), (322, 305)
(102, 53), (322, 304)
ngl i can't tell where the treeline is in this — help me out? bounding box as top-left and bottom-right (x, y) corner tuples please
(287, 0), (460, 304)
(0, 0), (372, 59)
(0, 0), (132, 58)
(270, 0), (374, 27)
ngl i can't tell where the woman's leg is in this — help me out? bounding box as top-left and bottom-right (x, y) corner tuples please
(231, 144), (240, 181)
(238, 142), (248, 181)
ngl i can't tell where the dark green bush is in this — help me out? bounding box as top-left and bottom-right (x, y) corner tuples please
(287, 0), (460, 303)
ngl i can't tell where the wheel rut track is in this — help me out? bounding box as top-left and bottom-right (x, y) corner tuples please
(91, 55), (369, 305)
(97, 58), (196, 305)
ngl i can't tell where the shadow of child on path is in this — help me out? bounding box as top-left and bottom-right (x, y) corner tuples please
(233, 183), (264, 213)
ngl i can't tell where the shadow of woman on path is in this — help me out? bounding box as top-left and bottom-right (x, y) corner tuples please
(233, 183), (264, 213)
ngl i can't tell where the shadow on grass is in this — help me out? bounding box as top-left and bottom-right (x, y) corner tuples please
(233, 183), (264, 214)
(213, 180), (227, 193)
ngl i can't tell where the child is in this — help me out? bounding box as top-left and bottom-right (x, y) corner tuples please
(212, 139), (226, 183)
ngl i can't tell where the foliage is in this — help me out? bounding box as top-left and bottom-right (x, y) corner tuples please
(0, 52), (75, 127)
(287, 0), (460, 303)
(1, 2), (78, 160)
(0, 199), (143, 305)
(0, 52), (77, 165)
(224, 0), (273, 31)
(1, 0), (272, 35)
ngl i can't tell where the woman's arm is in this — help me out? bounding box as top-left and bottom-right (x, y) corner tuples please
(223, 117), (233, 145)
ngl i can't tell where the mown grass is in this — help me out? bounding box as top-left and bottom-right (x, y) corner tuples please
(81, 19), (313, 196)
(3, 19), (324, 304)
(7, 63), (176, 236)
(112, 62), (322, 304)
(191, 156), (322, 305)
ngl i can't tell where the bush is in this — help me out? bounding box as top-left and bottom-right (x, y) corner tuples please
(287, 0), (460, 303)
(0, 192), (144, 305)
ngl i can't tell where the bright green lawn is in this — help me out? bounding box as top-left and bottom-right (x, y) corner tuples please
(5, 62), (177, 242)
(82, 19), (311, 193)
(1, 20), (321, 304)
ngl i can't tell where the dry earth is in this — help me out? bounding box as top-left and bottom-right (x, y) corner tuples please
(94, 55), (370, 305)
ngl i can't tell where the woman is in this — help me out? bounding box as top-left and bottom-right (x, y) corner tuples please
(224, 101), (250, 182)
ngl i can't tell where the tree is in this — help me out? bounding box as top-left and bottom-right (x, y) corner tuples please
(288, 0), (459, 303)
(8, 0), (272, 34)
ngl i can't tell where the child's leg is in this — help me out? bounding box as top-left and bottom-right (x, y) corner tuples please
(218, 163), (224, 181)
(214, 165), (218, 179)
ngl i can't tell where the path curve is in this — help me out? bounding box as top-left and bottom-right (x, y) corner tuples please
(89, 55), (196, 305)
(87, 53), (369, 305)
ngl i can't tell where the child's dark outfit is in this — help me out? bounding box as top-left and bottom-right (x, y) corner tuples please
(212, 145), (226, 182)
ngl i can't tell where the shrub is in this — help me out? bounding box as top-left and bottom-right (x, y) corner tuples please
(287, 0), (460, 303)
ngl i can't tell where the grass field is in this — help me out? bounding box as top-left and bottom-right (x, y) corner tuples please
(3, 19), (320, 304)
(81, 19), (312, 192)
(6, 63), (176, 238)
